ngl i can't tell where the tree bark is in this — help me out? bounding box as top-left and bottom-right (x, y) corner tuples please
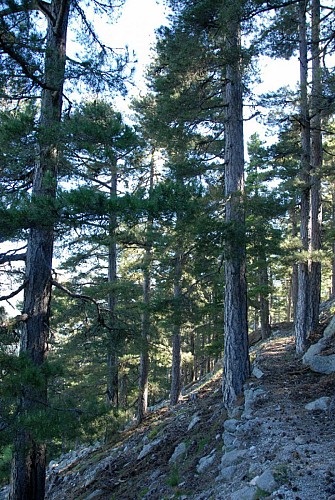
(10, 0), (69, 497)
(106, 165), (119, 408)
(222, 9), (250, 408)
(137, 156), (155, 423)
(259, 262), (271, 339)
(295, 0), (310, 355)
(309, 0), (322, 334)
(170, 250), (182, 406)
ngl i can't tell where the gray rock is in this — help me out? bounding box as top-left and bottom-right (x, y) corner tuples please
(230, 485), (257, 500)
(324, 315), (335, 338)
(223, 431), (241, 449)
(303, 326), (335, 374)
(251, 365), (264, 379)
(169, 442), (186, 464)
(188, 413), (201, 431)
(255, 468), (277, 493)
(224, 418), (239, 433)
(84, 490), (104, 500)
(137, 437), (162, 460)
(305, 396), (331, 411)
(221, 449), (247, 468)
(242, 388), (266, 418)
(220, 465), (237, 481)
(196, 450), (216, 473)
(294, 435), (307, 445)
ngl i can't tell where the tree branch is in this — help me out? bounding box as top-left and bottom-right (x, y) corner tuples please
(0, 281), (26, 301)
(0, 253), (26, 265)
(51, 279), (103, 320)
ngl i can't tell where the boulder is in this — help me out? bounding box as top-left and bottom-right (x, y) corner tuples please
(230, 485), (257, 500)
(220, 465), (237, 482)
(196, 450), (216, 473)
(223, 419), (239, 433)
(221, 449), (247, 468)
(242, 388), (266, 419)
(169, 442), (186, 464)
(137, 438), (162, 460)
(303, 320), (335, 374)
(305, 396), (331, 412)
(188, 413), (201, 431)
(255, 468), (277, 493)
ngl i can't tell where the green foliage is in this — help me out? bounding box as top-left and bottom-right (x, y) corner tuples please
(0, 446), (12, 486)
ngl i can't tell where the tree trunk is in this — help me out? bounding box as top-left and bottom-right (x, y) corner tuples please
(10, 1), (69, 498)
(170, 250), (182, 406)
(291, 205), (299, 321)
(309, 0), (322, 334)
(259, 263), (271, 339)
(106, 165), (119, 407)
(332, 188), (335, 298)
(137, 155), (155, 423)
(295, 0), (310, 355)
(222, 10), (250, 408)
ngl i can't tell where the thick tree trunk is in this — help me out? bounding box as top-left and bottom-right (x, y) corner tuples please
(137, 246), (151, 422)
(106, 166), (119, 407)
(222, 12), (250, 408)
(10, 1), (69, 498)
(170, 251), (182, 406)
(309, 0), (322, 334)
(332, 189), (335, 298)
(295, 0), (310, 355)
(291, 205), (299, 321)
(137, 156), (155, 423)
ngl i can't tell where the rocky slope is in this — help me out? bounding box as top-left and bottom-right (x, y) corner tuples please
(2, 323), (335, 500)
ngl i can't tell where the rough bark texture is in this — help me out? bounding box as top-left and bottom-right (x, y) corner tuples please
(137, 159), (155, 423)
(259, 264), (271, 340)
(222, 11), (250, 408)
(309, 0), (322, 335)
(295, 0), (310, 355)
(170, 251), (182, 406)
(107, 166), (119, 408)
(9, 1), (69, 498)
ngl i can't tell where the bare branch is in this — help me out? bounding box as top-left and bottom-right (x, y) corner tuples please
(0, 281), (26, 301)
(51, 279), (103, 319)
(0, 253), (26, 265)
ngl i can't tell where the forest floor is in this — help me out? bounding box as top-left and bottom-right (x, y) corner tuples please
(2, 322), (335, 500)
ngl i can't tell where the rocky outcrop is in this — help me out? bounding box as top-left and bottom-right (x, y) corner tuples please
(303, 315), (335, 374)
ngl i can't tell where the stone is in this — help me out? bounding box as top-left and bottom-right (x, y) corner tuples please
(223, 431), (240, 449)
(255, 468), (277, 493)
(84, 490), (104, 500)
(251, 366), (264, 379)
(303, 326), (335, 374)
(324, 315), (335, 338)
(219, 465), (237, 481)
(137, 438), (162, 460)
(242, 388), (266, 418)
(224, 418), (239, 433)
(221, 449), (247, 468)
(230, 485), (257, 500)
(196, 450), (216, 473)
(294, 435), (307, 445)
(188, 413), (201, 431)
(169, 442), (186, 464)
(305, 396), (331, 412)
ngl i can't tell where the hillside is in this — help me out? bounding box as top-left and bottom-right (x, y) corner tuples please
(2, 323), (335, 500)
